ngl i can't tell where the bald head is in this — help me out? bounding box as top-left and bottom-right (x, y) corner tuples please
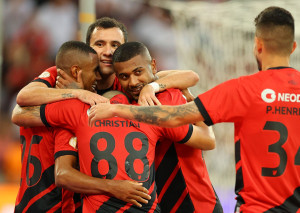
(112, 41), (152, 64)
(255, 6), (295, 56)
(55, 41), (97, 75)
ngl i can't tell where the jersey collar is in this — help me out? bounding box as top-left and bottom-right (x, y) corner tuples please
(267, 66), (292, 70)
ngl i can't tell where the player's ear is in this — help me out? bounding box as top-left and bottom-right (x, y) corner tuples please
(255, 36), (263, 54)
(151, 58), (157, 75)
(291, 41), (297, 54)
(70, 65), (80, 79)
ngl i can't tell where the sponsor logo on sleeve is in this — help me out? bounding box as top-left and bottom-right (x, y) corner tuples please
(38, 71), (50, 78)
(69, 137), (78, 149)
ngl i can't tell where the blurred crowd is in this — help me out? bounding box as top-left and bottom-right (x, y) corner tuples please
(0, 0), (192, 183)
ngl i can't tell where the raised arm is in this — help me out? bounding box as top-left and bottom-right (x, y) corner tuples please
(88, 101), (204, 128)
(55, 155), (151, 207)
(138, 70), (199, 106)
(16, 79), (107, 107)
(155, 69), (199, 90)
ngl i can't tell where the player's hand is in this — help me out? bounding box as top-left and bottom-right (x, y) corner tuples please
(77, 90), (109, 106)
(138, 84), (161, 106)
(56, 69), (84, 89)
(88, 103), (113, 126)
(181, 88), (195, 102)
(108, 180), (151, 207)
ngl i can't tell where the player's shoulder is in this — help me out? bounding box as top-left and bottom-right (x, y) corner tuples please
(156, 88), (181, 98)
(38, 66), (57, 78)
(20, 126), (54, 140)
(33, 66), (57, 87)
(156, 88), (186, 105)
(50, 99), (89, 110)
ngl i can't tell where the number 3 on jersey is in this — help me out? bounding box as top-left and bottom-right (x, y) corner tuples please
(90, 131), (150, 181)
(262, 121), (300, 177)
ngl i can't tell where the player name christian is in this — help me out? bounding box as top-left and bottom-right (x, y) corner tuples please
(94, 120), (141, 128)
(266, 106), (300, 116)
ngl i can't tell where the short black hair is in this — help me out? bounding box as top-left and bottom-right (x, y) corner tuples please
(255, 6), (294, 55)
(56, 40), (97, 70)
(255, 6), (294, 33)
(86, 17), (128, 45)
(112, 41), (151, 63)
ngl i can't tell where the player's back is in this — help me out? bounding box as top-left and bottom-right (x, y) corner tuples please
(41, 95), (193, 213)
(15, 126), (74, 213)
(234, 67), (300, 212)
(155, 89), (223, 213)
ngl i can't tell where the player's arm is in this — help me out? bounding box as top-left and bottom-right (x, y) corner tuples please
(184, 122), (215, 150)
(16, 81), (79, 106)
(138, 70), (199, 106)
(16, 72), (108, 107)
(11, 104), (44, 127)
(181, 88), (195, 102)
(155, 69), (199, 90)
(89, 101), (204, 128)
(55, 155), (151, 207)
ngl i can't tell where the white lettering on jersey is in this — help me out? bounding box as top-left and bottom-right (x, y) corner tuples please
(261, 88), (300, 103)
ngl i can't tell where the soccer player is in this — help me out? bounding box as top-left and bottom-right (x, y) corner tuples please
(88, 7), (300, 212)
(17, 17), (199, 107)
(107, 41), (223, 212)
(12, 88), (215, 212)
(13, 41), (150, 212)
(12, 17), (200, 212)
(57, 17), (199, 105)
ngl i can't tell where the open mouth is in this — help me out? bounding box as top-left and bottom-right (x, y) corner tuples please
(91, 83), (97, 92)
(101, 60), (112, 66)
(129, 86), (143, 95)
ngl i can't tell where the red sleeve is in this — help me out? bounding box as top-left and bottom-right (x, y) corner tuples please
(32, 66), (57, 88)
(195, 77), (255, 125)
(156, 88), (187, 106)
(40, 99), (87, 130)
(53, 128), (78, 160)
(156, 89), (193, 143)
(162, 124), (194, 144)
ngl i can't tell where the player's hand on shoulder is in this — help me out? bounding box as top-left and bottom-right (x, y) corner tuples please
(138, 84), (161, 106)
(77, 90), (109, 106)
(88, 103), (113, 126)
(107, 180), (151, 207)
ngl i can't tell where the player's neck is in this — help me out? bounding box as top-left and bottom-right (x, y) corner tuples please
(262, 55), (291, 71)
(96, 73), (116, 90)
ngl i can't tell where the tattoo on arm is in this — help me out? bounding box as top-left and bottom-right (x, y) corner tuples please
(19, 106), (41, 118)
(62, 93), (75, 99)
(158, 84), (166, 90)
(129, 103), (199, 125)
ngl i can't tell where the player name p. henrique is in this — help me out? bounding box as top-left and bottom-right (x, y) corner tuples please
(266, 106), (300, 116)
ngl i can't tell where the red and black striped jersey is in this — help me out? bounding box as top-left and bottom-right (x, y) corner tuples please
(154, 89), (223, 213)
(15, 127), (76, 213)
(15, 66), (79, 213)
(40, 95), (193, 213)
(196, 67), (300, 212)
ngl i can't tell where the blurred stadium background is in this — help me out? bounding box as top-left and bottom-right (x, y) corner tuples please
(0, 0), (299, 212)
